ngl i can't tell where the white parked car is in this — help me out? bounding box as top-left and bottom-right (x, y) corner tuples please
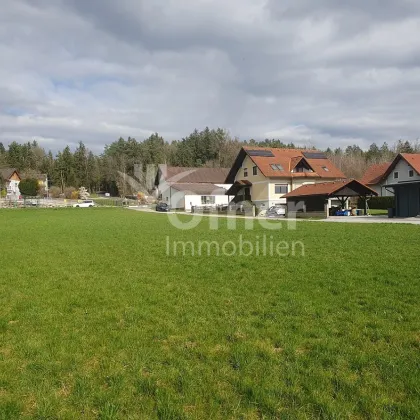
(266, 205), (286, 217)
(73, 200), (95, 208)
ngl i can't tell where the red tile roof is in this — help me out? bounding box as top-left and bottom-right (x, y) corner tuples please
(242, 147), (346, 179)
(283, 179), (378, 198)
(289, 156), (303, 171)
(360, 162), (392, 185)
(226, 180), (252, 195)
(401, 153), (420, 174)
(378, 153), (420, 181)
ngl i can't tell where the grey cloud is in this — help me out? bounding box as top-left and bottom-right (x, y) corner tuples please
(267, 0), (420, 22)
(1, 0), (420, 152)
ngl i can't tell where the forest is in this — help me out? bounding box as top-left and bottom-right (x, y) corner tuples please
(0, 127), (419, 196)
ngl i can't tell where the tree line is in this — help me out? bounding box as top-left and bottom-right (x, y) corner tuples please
(0, 128), (419, 196)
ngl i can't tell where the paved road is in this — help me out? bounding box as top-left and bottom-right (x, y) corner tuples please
(321, 216), (420, 225)
(128, 206), (259, 220)
(128, 207), (420, 225)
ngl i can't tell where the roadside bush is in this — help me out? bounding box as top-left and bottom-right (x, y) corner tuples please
(49, 186), (61, 198)
(255, 205), (267, 216)
(78, 186), (90, 200)
(137, 192), (147, 204)
(358, 196), (395, 209)
(64, 187), (77, 199)
(19, 178), (40, 197)
(0, 189), (6, 198)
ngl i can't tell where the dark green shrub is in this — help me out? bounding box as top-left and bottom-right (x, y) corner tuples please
(19, 178), (40, 197)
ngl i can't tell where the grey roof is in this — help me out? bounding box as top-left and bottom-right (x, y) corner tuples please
(158, 165), (230, 184)
(0, 167), (19, 181)
(20, 172), (47, 182)
(170, 183), (228, 195)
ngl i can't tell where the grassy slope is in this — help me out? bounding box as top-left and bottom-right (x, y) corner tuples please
(0, 209), (419, 419)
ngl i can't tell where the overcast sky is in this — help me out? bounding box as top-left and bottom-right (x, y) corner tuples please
(1, 0), (420, 152)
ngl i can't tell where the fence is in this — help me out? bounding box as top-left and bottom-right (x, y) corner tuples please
(0, 197), (139, 209)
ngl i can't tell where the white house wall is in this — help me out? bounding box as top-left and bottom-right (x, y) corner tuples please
(266, 179), (326, 208)
(385, 159), (420, 184)
(159, 185), (185, 209)
(6, 179), (20, 200)
(372, 183), (394, 197)
(184, 194), (231, 211)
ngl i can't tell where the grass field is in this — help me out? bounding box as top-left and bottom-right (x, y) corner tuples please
(1, 209), (419, 419)
(369, 209), (388, 216)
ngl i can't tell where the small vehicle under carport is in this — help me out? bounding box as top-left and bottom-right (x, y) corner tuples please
(266, 205), (286, 218)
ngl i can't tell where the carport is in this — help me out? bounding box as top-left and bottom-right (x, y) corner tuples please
(283, 179), (378, 218)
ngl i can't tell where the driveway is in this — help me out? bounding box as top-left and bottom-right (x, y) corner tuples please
(128, 207), (420, 225)
(322, 216), (420, 225)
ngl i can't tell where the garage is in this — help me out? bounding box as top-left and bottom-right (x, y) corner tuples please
(390, 182), (420, 217)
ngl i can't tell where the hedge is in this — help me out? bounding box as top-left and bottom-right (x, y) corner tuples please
(19, 178), (40, 197)
(357, 196), (395, 209)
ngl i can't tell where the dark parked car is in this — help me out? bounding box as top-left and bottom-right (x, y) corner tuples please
(156, 202), (171, 212)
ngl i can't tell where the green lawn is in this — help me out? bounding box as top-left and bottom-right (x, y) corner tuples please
(369, 209), (388, 216)
(1, 209), (419, 419)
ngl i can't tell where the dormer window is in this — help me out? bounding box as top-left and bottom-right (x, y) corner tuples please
(293, 159), (314, 173)
(270, 164), (283, 171)
(322, 166), (329, 172)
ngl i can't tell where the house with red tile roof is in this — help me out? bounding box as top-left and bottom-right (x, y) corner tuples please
(225, 147), (346, 209)
(361, 153), (420, 216)
(379, 153), (420, 217)
(360, 162), (393, 197)
(0, 168), (21, 200)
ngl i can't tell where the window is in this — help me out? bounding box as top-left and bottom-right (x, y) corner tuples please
(292, 160), (314, 173)
(394, 172), (399, 179)
(201, 196), (216, 205)
(294, 166), (314, 173)
(270, 164), (284, 171)
(275, 184), (288, 194)
(244, 168), (248, 177)
(253, 166), (258, 176)
(409, 169), (414, 177)
(322, 166), (329, 172)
